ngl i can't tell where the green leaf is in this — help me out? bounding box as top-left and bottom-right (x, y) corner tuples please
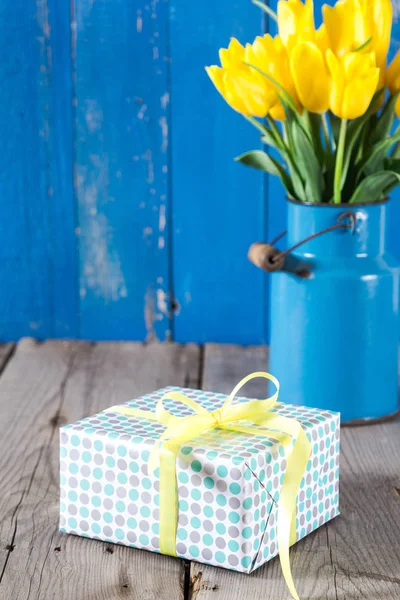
(251, 0), (278, 21)
(369, 91), (399, 145)
(357, 127), (400, 177)
(291, 119), (323, 203)
(384, 157), (400, 173)
(354, 36), (372, 52)
(235, 150), (295, 197)
(349, 170), (400, 204)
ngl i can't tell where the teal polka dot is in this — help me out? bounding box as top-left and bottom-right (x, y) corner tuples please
(140, 506), (150, 518)
(229, 511), (240, 524)
(206, 451), (218, 460)
(115, 529), (125, 540)
(117, 446), (127, 457)
(118, 473), (128, 485)
(191, 460), (202, 472)
(94, 440), (103, 451)
(106, 456), (116, 468)
(139, 534), (149, 545)
(216, 494), (226, 507)
(68, 518), (77, 529)
(127, 517), (137, 528)
(60, 447), (67, 458)
(306, 487), (312, 499)
(273, 463), (279, 475)
(68, 490), (78, 501)
(215, 551), (226, 564)
(93, 496), (101, 508)
(142, 478), (151, 489)
(204, 506), (214, 518)
(228, 540), (239, 552)
(270, 528), (275, 540)
(254, 509), (260, 521)
(177, 528), (187, 540)
(71, 435), (80, 447)
(129, 489), (138, 501)
(93, 468), (103, 480)
(92, 523), (101, 534)
(152, 523), (159, 534)
(242, 527), (252, 539)
(191, 517), (201, 529)
(313, 470), (319, 482)
(105, 484), (114, 496)
(181, 446), (192, 455)
(82, 451), (92, 463)
(80, 480), (90, 491)
(60, 502), (66, 512)
(253, 538), (260, 551)
(141, 450), (150, 461)
(129, 461), (138, 472)
(204, 477), (214, 489)
(80, 506), (89, 518)
(243, 497), (252, 510)
(189, 545), (200, 558)
(179, 500), (188, 511)
(69, 464), (78, 475)
(306, 510), (312, 522)
(178, 472), (189, 484)
(154, 494), (160, 507)
(244, 469), (252, 481)
(104, 512), (113, 524)
(116, 501), (126, 512)
(217, 465), (228, 477)
(216, 523), (226, 535)
(229, 482), (241, 495)
(203, 534), (213, 546)
(254, 479), (260, 492)
(191, 489), (201, 501)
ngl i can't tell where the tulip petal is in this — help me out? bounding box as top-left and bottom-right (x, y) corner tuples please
(341, 70), (379, 119)
(386, 50), (400, 95)
(205, 66), (226, 97)
(291, 42), (330, 113)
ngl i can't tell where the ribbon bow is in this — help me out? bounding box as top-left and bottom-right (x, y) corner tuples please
(107, 372), (311, 600)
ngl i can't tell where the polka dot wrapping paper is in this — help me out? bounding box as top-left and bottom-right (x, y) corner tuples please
(59, 386), (340, 573)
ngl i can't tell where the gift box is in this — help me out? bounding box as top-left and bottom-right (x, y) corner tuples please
(59, 381), (339, 575)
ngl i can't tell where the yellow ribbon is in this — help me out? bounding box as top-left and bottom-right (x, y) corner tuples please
(107, 372), (311, 600)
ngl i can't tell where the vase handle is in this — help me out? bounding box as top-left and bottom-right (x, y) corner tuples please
(248, 211), (357, 277)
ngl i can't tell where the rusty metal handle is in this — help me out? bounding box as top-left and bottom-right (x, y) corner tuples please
(248, 211), (357, 275)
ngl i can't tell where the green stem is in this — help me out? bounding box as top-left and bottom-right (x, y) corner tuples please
(244, 115), (267, 136)
(321, 113), (331, 152)
(333, 118), (347, 204)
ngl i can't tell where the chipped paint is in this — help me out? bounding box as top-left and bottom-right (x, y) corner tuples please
(158, 205), (166, 232)
(160, 92), (169, 109)
(143, 149), (154, 184)
(158, 236), (165, 249)
(157, 288), (169, 316)
(137, 11), (143, 32)
(159, 116), (168, 152)
(137, 103), (147, 119)
(85, 99), (103, 132)
(143, 226), (153, 238)
(144, 289), (162, 341)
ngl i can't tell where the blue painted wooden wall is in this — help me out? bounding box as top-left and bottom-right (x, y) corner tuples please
(0, 0), (399, 343)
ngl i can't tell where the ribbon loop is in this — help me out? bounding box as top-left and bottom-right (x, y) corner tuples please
(106, 372), (311, 600)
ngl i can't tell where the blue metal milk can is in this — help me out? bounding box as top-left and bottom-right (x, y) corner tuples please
(249, 199), (400, 423)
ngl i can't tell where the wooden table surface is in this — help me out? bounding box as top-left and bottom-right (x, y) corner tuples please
(0, 339), (399, 600)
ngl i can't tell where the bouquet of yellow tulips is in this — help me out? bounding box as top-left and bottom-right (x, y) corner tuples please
(206, 0), (400, 204)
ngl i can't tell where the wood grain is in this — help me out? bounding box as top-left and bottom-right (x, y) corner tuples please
(0, 339), (200, 600)
(192, 344), (400, 599)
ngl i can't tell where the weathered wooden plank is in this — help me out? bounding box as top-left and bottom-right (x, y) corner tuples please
(193, 344), (400, 599)
(0, 338), (200, 600)
(0, 344), (15, 373)
(170, 2), (267, 344)
(72, 0), (172, 341)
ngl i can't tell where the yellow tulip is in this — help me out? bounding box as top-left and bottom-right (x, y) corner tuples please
(290, 42), (330, 113)
(244, 34), (299, 119)
(326, 49), (379, 118)
(385, 50), (400, 116)
(205, 38), (276, 117)
(277, 0), (315, 51)
(323, 0), (391, 84)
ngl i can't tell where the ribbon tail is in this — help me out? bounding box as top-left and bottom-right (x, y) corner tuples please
(277, 426), (311, 600)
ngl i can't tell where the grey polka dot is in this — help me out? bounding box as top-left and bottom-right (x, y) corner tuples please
(216, 480), (227, 492)
(216, 537), (226, 549)
(254, 523), (260, 536)
(229, 497), (240, 509)
(80, 493), (89, 504)
(92, 482), (102, 493)
(254, 495), (260, 507)
(270, 541), (276, 554)
(230, 468), (241, 480)
(81, 465), (90, 477)
(204, 463), (215, 475)
(179, 514), (188, 526)
(191, 475), (201, 486)
(82, 438), (91, 449)
(242, 513), (253, 524)
(94, 454), (104, 465)
(192, 503), (201, 515)
(179, 486), (189, 498)
(153, 508), (160, 520)
(117, 487), (127, 498)
(104, 498), (113, 510)
(129, 448), (139, 459)
(151, 537), (160, 549)
(300, 514), (305, 526)
(202, 548), (213, 560)
(228, 526), (239, 538)
(115, 515), (125, 526)
(60, 515), (66, 527)
(141, 491), (151, 503)
(154, 480), (160, 492)
(216, 509), (226, 520)
(70, 449), (80, 460)
(266, 465), (272, 478)
(204, 520), (213, 532)
(103, 526), (113, 537)
(106, 470), (116, 482)
(228, 554), (239, 566)
(106, 443), (115, 454)
(91, 510), (101, 521)
(79, 519), (89, 532)
(128, 503), (138, 515)
(68, 504), (77, 515)
(60, 432), (68, 444)
(117, 459), (127, 470)
(141, 464), (148, 475)
(190, 531), (200, 543)
(313, 506), (318, 517)
(139, 520), (149, 532)
(242, 541), (252, 553)
(204, 492), (213, 503)
(68, 477), (78, 488)
(176, 543), (187, 554)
